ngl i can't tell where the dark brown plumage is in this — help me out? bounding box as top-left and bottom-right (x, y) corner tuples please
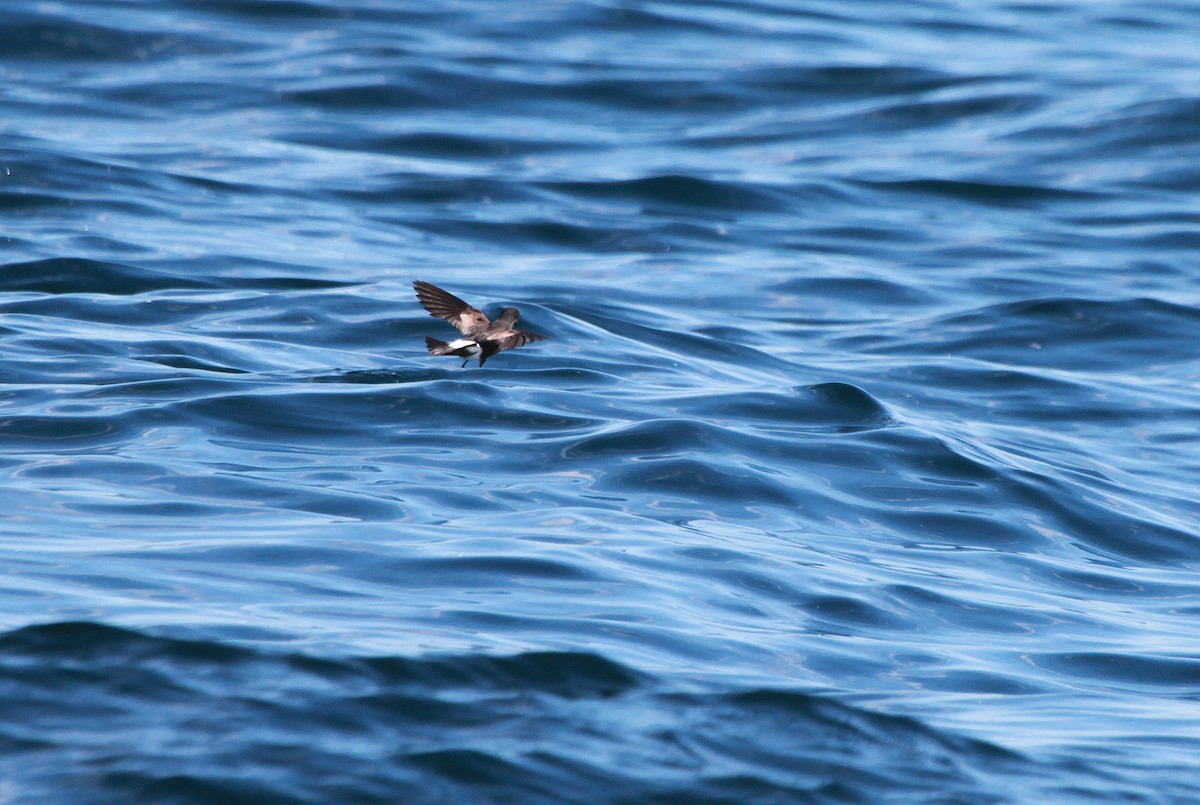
(414, 280), (547, 367)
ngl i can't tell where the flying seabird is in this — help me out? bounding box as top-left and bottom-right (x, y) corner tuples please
(413, 280), (547, 367)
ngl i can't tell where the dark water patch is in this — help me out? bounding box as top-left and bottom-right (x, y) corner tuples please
(0, 191), (70, 212)
(839, 296), (1200, 371)
(768, 275), (932, 307)
(557, 308), (783, 368)
(0, 621), (1091, 804)
(170, 383), (597, 447)
(852, 178), (1100, 208)
(409, 66), (632, 114)
(629, 323), (770, 364)
(739, 64), (969, 98)
(365, 650), (644, 699)
(172, 389), (402, 442)
(2, 147), (183, 206)
(138, 355), (252, 374)
(677, 383), (893, 434)
(98, 80), (278, 117)
(1125, 229), (1200, 251)
(693, 323), (761, 347)
(876, 508), (1042, 552)
(758, 425), (1079, 550)
(394, 555), (603, 585)
(1108, 96), (1200, 148)
(868, 364), (1123, 424)
(0, 257), (210, 295)
(1033, 652), (1200, 689)
(518, 367), (627, 386)
(63, 234), (156, 256)
(968, 454), (1200, 565)
(882, 584), (1050, 636)
(855, 91), (1046, 130)
(800, 595), (909, 632)
(914, 16), (1026, 36)
(1068, 506), (1200, 566)
(182, 0), (359, 21)
(397, 381), (598, 431)
(564, 419), (717, 459)
(609, 458), (799, 509)
(794, 229), (938, 260)
(313, 368), (439, 384)
(108, 350), (274, 383)
(1096, 7), (1195, 31)
(807, 382), (894, 422)
(562, 2), (738, 35)
(1012, 97), (1200, 150)
(0, 621), (249, 663)
(644, 689), (1039, 804)
(719, 567), (802, 603)
(539, 175), (790, 213)
(164, 170), (285, 199)
(4, 452), (405, 522)
(280, 81), (435, 111)
(330, 176), (536, 205)
(216, 274), (353, 294)
(558, 78), (751, 115)
(1040, 565), (1170, 597)
(879, 430), (1004, 486)
(156, 468), (403, 521)
(406, 218), (679, 254)
(832, 423), (1195, 565)
(0, 13), (230, 62)
(981, 296), (1200, 365)
(925, 669), (1044, 695)
(0, 415), (125, 446)
(358, 131), (573, 161)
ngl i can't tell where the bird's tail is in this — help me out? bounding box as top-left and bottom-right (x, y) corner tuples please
(425, 336), (452, 355)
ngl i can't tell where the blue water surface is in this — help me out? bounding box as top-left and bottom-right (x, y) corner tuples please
(2, 1), (1199, 802)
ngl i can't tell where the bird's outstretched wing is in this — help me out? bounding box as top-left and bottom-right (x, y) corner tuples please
(494, 330), (548, 351)
(413, 281), (490, 338)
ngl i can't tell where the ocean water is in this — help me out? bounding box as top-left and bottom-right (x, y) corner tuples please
(2, 0), (1199, 801)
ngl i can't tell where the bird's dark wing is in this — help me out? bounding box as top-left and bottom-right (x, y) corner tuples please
(413, 280), (490, 337)
(488, 308), (520, 330)
(494, 330), (548, 351)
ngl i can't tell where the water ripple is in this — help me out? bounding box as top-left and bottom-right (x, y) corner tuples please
(3, 0), (1199, 801)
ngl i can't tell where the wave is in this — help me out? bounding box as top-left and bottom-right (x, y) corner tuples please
(3, 2), (1200, 801)
(0, 621), (1105, 805)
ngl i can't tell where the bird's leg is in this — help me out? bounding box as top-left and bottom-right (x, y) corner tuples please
(461, 359), (469, 368)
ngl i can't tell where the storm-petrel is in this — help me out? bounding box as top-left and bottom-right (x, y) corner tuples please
(414, 280), (547, 367)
